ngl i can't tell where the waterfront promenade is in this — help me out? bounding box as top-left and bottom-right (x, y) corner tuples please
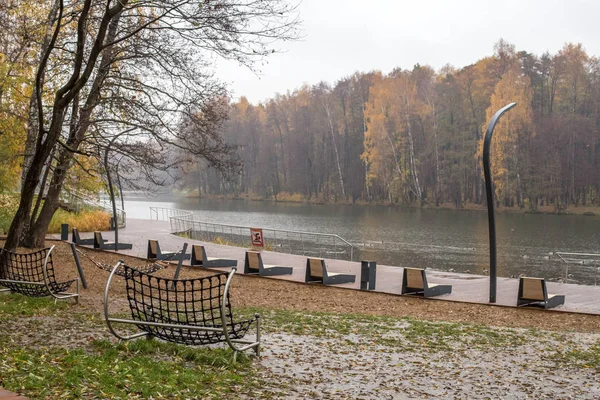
(68, 218), (600, 315)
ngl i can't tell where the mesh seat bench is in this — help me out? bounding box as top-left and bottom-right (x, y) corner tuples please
(94, 231), (133, 250)
(244, 251), (293, 276)
(305, 257), (355, 285)
(0, 246), (79, 303)
(401, 267), (452, 297)
(104, 263), (259, 362)
(147, 239), (191, 262)
(190, 245), (237, 268)
(517, 277), (565, 309)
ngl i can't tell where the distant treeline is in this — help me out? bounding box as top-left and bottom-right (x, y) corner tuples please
(188, 40), (600, 210)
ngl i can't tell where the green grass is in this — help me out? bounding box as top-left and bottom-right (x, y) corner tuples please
(0, 293), (67, 320)
(0, 340), (256, 399)
(551, 342), (600, 371)
(237, 307), (530, 351)
(0, 294), (260, 399)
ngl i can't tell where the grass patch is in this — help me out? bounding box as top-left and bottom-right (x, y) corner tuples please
(0, 340), (256, 399)
(0, 295), (261, 399)
(0, 192), (110, 234)
(47, 208), (111, 234)
(238, 307), (531, 351)
(0, 293), (67, 320)
(552, 342), (600, 371)
(273, 191), (306, 203)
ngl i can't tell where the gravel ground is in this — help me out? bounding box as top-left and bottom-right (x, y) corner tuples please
(20, 240), (600, 333)
(2, 240), (600, 399)
(252, 328), (600, 399)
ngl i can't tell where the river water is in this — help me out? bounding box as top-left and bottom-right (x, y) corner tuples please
(123, 194), (600, 285)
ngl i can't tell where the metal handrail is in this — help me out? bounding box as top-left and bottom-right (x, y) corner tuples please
(151, 207), (355, 261)
(555, 251), (600, 286)
(149, 206), (194, 220)
(172, 217), (354, 249)
(62, 190), (126, 228)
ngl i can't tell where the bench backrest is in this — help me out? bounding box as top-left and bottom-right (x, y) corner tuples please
(405, 268), (425, 289)
(520, 277), (546, 301)
(0, 247), (57, 294)
(191, 245), (206, 266)
(246, 251), (261, 272)
(94, 232), (102, 248)
(308, 258), (324, 278)
(123, 265), (235, 336)
(147, 240), (158, 259)
(72, 228), (82, 243)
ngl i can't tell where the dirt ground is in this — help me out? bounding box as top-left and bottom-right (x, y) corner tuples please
(5, 239), (600, 333)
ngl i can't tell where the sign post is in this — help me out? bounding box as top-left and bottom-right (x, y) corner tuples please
(250, 228), (264, 248)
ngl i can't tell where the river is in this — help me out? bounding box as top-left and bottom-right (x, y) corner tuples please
(122, 194), (600, 285)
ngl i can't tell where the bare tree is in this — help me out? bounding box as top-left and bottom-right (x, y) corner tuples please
(6, 0), (299, 250)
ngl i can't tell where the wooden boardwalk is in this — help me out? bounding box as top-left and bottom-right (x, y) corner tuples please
(70, 219), (600, 315)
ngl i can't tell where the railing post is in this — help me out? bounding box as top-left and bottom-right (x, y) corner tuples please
(483, 102), (517, 304)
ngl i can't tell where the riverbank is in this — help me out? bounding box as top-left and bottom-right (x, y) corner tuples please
(179, 192), (600, 217)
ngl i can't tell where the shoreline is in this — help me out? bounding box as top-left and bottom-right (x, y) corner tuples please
(178, 194), (600, 217)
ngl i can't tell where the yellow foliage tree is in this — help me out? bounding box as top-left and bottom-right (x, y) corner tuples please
(480, 65), (535, 206)
(0, 1), (50, 191)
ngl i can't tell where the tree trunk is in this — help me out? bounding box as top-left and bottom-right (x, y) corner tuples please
(21, 0), (60, 190)
(323, 100), (346, 200)
(105, 146), (119, 250)
(5, 137), (56, 250)
(19, 11), (123, 248)
(405, 116), (423, 205)
(430, 100), (441, 206)
(25, 148), (73, 247)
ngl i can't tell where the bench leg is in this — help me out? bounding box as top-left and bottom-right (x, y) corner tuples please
(324, 275), (356, 285)
(545, 295), (565, 309)
(425, 285), (452, 297)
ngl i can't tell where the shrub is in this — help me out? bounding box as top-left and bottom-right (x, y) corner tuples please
(47, 209), (111, 233)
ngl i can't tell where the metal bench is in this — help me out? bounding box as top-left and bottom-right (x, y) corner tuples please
(304, 257), (355, 285)
(104, 263), (259, 362)
(244, 251), (293, 276)
(0, 246), (79, 303)
(190, 245), (237, 268)
(72, 227), (106, 246)
(517, 277), (565, 309)
(93, 231), (133, 250)
(147, 239), (191, 261)
(401, 267), (452, 297)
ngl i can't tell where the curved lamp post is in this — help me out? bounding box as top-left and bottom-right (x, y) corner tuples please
(483, 102), (517, 303)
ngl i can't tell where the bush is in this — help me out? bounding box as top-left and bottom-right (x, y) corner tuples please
(47, 209), (111, 233)
(0, 193), (20, 234)
(274, 191), (306, 202)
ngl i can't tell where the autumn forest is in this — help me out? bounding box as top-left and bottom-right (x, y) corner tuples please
(189, 41), (600, 212)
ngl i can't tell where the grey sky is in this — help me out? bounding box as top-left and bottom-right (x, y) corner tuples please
(217, 0), (600, 104)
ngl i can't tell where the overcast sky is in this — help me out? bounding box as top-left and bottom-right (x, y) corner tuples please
(216, 0), (600, 104)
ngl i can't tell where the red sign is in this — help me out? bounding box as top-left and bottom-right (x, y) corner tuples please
(250, 228), (264, 247)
